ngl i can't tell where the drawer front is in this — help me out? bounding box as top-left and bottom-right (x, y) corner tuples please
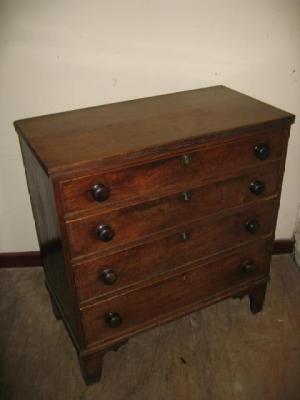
(61, 130), (285, 215)
(74, 199), (276, 300)
(81, 239), (272, 345)
(67, 162), (280, 258)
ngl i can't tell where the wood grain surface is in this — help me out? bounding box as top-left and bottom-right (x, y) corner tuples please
(67, 198), (277, 260)
(15, 86), (295, 384)
(60, 129), (284, 215)
(80, 240), (271, 346)
(14, 86), (294, 175)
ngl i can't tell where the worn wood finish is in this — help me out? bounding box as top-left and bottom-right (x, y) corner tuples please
(73, 199), (276, 303)
(18, 137), (81, 343)
(80, 239), (272, 346)
(15, 86), (294, 384)
(67, 162), (281, 258)
(60, 130), (284, 216)
(68, 198), (277, 260)
(14, 86), (294, 176)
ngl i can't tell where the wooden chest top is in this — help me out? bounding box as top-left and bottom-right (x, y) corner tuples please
(14, 86), (294, 176)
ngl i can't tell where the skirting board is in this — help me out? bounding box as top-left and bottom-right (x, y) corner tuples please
(0, 239), (295, 268)
(0, 251), (41, 268)
(272, 238), (295, 255)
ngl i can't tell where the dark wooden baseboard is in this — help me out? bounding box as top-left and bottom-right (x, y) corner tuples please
(0, 239), (295, 268)
(0, 251), (42, 268)
(272, 239), (295, 255)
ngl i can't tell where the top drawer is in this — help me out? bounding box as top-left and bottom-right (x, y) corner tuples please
(60, 130), (285, 216)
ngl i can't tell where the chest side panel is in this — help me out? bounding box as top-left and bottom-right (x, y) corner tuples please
(19, 136), (83, 347)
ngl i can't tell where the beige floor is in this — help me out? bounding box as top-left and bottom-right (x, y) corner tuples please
(0, 255), (300, 400)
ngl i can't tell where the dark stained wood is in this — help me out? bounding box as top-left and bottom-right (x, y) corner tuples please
(66, 165), (280, 259)
(79, 341), (128, 385)
(73, 199), (276, 304)
(69, 199), (277, 258)
(80, 240), (272, 347)
(18, 136), (83, 347)
(249, 283), (268, 314)
(14, 86), (294, 176)
(60, 129), (284, 216)
(73, 196), (276, 263)
(0, 251), (41, 268)
(273, 238), (295, 254)
(79, 351), (104, 385)
(15, 86), (295, 384)
(69, 198), (277, 261)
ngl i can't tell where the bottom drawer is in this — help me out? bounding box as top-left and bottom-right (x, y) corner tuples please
(81, 239), (272, 346)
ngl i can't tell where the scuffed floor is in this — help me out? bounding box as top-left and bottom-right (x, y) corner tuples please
(1, 255), (300, 400)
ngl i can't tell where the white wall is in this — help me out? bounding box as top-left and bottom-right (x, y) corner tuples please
(1, 0), (300, 251)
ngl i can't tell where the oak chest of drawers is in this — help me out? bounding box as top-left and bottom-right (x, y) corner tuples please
(15, 86), (295, 384)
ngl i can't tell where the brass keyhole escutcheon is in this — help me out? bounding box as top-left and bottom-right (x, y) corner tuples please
(181, 154), (192, 165)
(180, 231), (190, 242)
(181, 190), (192, 202)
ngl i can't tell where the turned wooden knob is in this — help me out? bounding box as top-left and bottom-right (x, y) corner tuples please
(254, 143), (270, 160)
(249, 180), (265, 195)
(105, 312), (122, 328)
(96, 225), (114, 242)
(245, 219), (259, 234)
(241, 260), (256, 273)
(91, 183), (110, 202)
(101, 269), (117, 285)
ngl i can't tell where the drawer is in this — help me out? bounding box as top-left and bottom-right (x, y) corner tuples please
(67, 162), (280, 258)
(74, 199), (276, 300)
(81, 239), (272, 345)
(60, 130), (285, 215)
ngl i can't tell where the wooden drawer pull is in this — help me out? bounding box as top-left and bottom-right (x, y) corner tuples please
(241, 260), (257, 274)
(96, 225), (115, 242)
(100, 269), (117, 285)
(105, 312), (122, 328)
(254, 143), (270, 160)
(245, 219), (259, 234)
(91, 183), (110, 202)
(249, 180), (265, 195)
